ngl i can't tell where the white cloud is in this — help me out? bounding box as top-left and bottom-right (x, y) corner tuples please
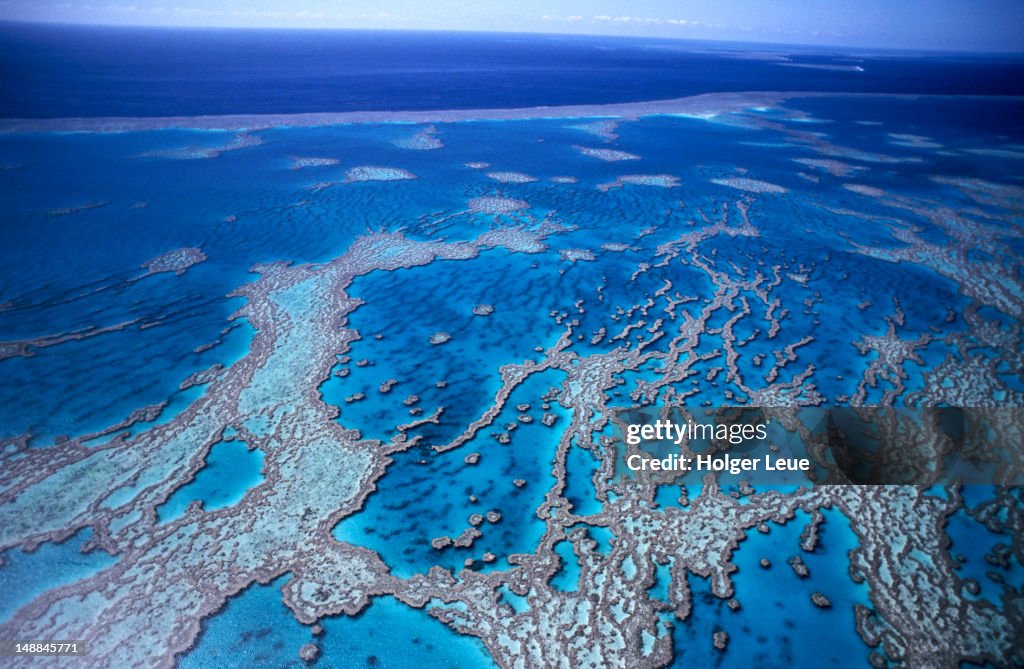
(542, 14), (583, 22)
(590, 15), (703, 28)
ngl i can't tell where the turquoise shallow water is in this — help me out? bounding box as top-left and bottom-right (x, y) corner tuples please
(181, 578), (491, 668)
(1, 94), (1022, 666)
(319, 252), (569, 446)
(333, 368), (566, 577)
(156, 439), (265, 523)
(3, 101), (1022, 443)
(672, 508), (872, 668)
(0, 528), (117, 622)
(945, 486), (1024, 606)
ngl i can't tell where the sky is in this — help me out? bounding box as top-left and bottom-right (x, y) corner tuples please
(0, 0), (1022, 53)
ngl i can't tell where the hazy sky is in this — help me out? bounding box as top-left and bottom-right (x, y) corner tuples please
(1, 1), (1022, 53)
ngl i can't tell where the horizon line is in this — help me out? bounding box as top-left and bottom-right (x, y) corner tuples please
(2, 19), (1023, 57)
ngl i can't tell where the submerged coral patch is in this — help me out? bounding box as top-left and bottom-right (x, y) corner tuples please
(598, 174), (680, 191)
(574, 146), (641, 162)
(710, 177), (788, 193)
(468, 197), (531, 214)
(486, 171), (539, 183)
(392, 125), (444, 150)
(290, 157), (340, 169)
(344, 166), (417, 182)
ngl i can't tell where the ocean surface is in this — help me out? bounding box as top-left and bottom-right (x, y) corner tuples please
(2, 23), (1024, 118)
(0, 24), (1022, 669)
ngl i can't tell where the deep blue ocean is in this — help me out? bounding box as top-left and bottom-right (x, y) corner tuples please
(2, 23), (1024, 118)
